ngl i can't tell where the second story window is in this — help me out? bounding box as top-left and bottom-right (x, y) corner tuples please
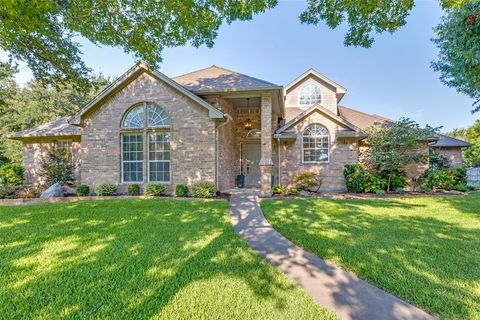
(299, 84), (321, 106)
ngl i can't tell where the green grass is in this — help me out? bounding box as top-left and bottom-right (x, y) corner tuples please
(0, 199), (334, 320)
(261, 193), (480, 319)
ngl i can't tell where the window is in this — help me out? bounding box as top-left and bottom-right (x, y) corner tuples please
(302, 124), (329, 163)
(299, 84), (321, 106)
(121, 103), (170, 183)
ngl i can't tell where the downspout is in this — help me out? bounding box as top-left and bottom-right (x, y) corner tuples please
(277, 137), (281, 186)
(216, 114), (233, 192)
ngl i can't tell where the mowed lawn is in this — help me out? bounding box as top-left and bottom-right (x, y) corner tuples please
(261, 193), (480, 319)
(0, 199), (334, 320)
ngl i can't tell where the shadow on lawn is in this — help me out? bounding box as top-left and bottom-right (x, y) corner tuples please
(0, 200), (300, 319)
(262, 196), (480, 319)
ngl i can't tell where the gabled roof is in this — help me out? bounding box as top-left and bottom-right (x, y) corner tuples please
(276, 104), (361, 134)
(338, 105), (390, 130)
(285, 68), (347, 101)
(69, 63), (225, 125)
(172, 65), (282, 93)
(8, 118), (81, 140)
(430, 134), (471, 148)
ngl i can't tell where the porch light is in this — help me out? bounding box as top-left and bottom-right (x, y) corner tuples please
(244, 118), (252, 130)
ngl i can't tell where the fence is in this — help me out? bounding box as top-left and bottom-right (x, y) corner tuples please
(467, 167), (480, 187)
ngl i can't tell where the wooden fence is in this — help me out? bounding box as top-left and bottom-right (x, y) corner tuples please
(467, 167), (480, 187)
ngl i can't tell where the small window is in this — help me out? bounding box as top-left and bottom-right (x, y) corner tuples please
(299, 84), (321, 106)
(302, 124), (329, 163)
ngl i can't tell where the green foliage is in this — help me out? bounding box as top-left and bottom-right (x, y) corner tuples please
(174, 184), (189, 197)
(429, 150), (452, 170)
(0, 184), (18, 199)
(432, 1), (480, 112)
(299, 0), (415, 48)
(272, 185), (288, 195)
(191, 182), (216, 198)
(343, 164), (366, 193)
(0, 163), (24, 185)
(454, 184), (469, 192)
(374, 189), (386, 196)
(394, 187), (405, 194)
(293, 171), (320, 191)
(75, 184), (90, 197)
(144, 184), (167, 197)
(447, 120), (480, 167)
(364, 173), (388, 193)
(39, 148), (74, 187)
(420, 167), (467, 191)
(0, 1), (277, 86)
(363, 118), (436, 192)
(127, 184), (140, 196)
(96, 184), (117, 196)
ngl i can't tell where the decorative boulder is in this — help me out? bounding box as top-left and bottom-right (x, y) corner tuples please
(298, 190), (310, 197)
(40, 183), (64, 198)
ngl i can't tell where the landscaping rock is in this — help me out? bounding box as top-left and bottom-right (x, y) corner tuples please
(299, 190), (310, 197)
(40, 183), (64, 198)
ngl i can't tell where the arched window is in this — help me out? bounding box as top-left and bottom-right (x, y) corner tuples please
(302, 124), (329, 163)
(299, 84), (321, 106)
(121, 103), (170, 183)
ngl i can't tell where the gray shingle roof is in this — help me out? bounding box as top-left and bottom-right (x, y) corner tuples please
(7, 118), (81, 139)
(430, 134), (471, 148)
(172, 65), (282, 93)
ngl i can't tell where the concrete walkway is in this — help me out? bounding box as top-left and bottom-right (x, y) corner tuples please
(229, 190), (435, 320)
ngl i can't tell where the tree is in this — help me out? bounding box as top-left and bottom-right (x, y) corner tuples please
(447, 120), (480, 166)
(362, 118), (437, 192)
(432, 1), (480, 112)
(39, 147), (74, 186)
(0, 63), (110, 163)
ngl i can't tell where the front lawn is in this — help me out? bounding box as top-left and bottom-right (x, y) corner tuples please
(0, 199), (333, 319)
(261, 193), (480, 319)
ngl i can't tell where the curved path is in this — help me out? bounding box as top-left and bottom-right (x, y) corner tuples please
(229, 190), (435, 320)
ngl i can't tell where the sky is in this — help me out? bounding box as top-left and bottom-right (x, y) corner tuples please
(7, 0), (479, 131)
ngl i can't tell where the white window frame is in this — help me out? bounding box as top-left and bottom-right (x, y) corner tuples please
(147, 132), (170, 184)
(120, 133), (144, 183)
(301, 124), (330, 164)
(299, 84), (322, 106)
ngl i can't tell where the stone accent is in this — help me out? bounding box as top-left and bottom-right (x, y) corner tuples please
(260, 93), (274, 196)
(80, 72), (217, 193)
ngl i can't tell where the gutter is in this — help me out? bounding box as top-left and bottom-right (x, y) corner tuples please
(215, 114), (233, 191)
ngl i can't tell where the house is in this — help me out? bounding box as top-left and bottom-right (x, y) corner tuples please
(8, 63), (470, 196)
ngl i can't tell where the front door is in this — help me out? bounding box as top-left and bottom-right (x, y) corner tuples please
(244, 143), (261, 187)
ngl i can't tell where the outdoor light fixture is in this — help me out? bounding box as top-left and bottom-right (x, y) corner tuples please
(244, 98), (252, 130)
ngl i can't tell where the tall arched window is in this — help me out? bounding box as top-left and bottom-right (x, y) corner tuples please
(299, 84), (321, 106)
(302, 124), (329, 163)
(121, 103), (170, 183)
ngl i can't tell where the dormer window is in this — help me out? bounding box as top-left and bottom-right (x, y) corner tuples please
(299, 84), (321, 106)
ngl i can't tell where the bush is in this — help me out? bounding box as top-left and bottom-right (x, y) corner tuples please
(75, 184), (90, 196)
(144, 184), (167, 197)
(375, 189), (386, 196)
(0, 163), (24, 185)
(272, 185), (288, 195)
(420, 185), (433, 193)
(419, 167), (466, 191)
(389, 171), (408, 190)
(394, 187), (405, 194)
(16, 185), (39, 199)
(191, 182), (216, 198)
(453, 184), (469, 192)
(128, 184), (140, 196)
(39, 148), (74, 186)
(364, 173), (388, 193)
(286, 187), (299, 196)
(343, 164), (366, 193)
(0, 184), (19, 199)
(293, 171), (319, 191)
(96, 184), (117, 196)
(175, 184), (189, 197)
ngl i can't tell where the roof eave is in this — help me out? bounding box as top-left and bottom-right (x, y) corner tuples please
(190, 86), (283, 95)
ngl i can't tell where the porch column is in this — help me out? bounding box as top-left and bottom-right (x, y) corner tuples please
(259, 92), (273, 197)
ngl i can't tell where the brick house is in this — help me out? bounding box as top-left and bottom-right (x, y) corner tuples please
(9, 63), (470, 196)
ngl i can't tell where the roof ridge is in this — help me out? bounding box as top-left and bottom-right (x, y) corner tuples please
(172, 65), (225, 79)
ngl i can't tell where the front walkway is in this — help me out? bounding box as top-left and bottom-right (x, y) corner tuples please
(228, 190), (435, 320)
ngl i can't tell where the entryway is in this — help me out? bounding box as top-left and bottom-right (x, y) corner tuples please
(244, 142), (261, 187)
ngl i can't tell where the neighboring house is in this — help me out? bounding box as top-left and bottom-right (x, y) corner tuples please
(8, 63), (470, 196)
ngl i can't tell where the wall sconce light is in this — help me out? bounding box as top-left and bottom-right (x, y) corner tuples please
(244, 98), (252, 130)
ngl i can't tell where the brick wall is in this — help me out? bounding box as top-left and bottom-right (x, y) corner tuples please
(434, 147), (463, 168)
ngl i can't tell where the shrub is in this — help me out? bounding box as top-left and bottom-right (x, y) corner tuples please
(375, 189), (386, 196)
(128, 184), (140, 196)
(419, 168), (465, 191)
(39, 148), (74, 186)
(144, 184), (167, 197)
(175, 184), (189, 197)
(0, 163), (24, 186)
(451, 167), (467, 185)
(96, 184), (117, 196)
(272, 185), (288, 195)
(343, 164), (366, 193)
(286, 187), (299, 196)
(420, 185), (433, 193)
(453, 184), (468, 192)
(191, 182), (216, 198)
(364, 173), (388, 193)
(75, 184), (90, 196)
(394, 187), (405, 194)
(293, 171), (319, 191)
(16, 185), (39, 199)
(389, 171), (408, 190)
(0, 184), (19, 199)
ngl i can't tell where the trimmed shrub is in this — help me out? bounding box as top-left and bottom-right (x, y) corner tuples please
(293, 171), (319, 191)
(287, 187), (300, 196)
(375, 189), (386, 196)
(39, 148), (74, 186)
(364, 173), (388, 193)
(272, 185), (288, 195)
(128, 184), (140, 196)
(76, 184), (90, 196)
(175, 184), (189, 197)
(144, 184), (166, 197)
(394, 187), (405, 194)
(343, 164), (366, 193)
(0, 163), (24, 186)
(454, 184), (468, 192)
(96, 184), (117, 196)
(419, 167), (466, 191)
(191, 182), (216, 198)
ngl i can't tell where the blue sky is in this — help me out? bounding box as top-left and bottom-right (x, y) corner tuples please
(8, 0), (479, 131)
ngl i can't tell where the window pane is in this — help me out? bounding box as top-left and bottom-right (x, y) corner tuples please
(302, 124), (329, 162)
(123, 106), (144, 128)
(122, 133), (143, 182)
(299, 85), (321, 105)
(148, 132), (170, 182)
(147, 104), (170, 128)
